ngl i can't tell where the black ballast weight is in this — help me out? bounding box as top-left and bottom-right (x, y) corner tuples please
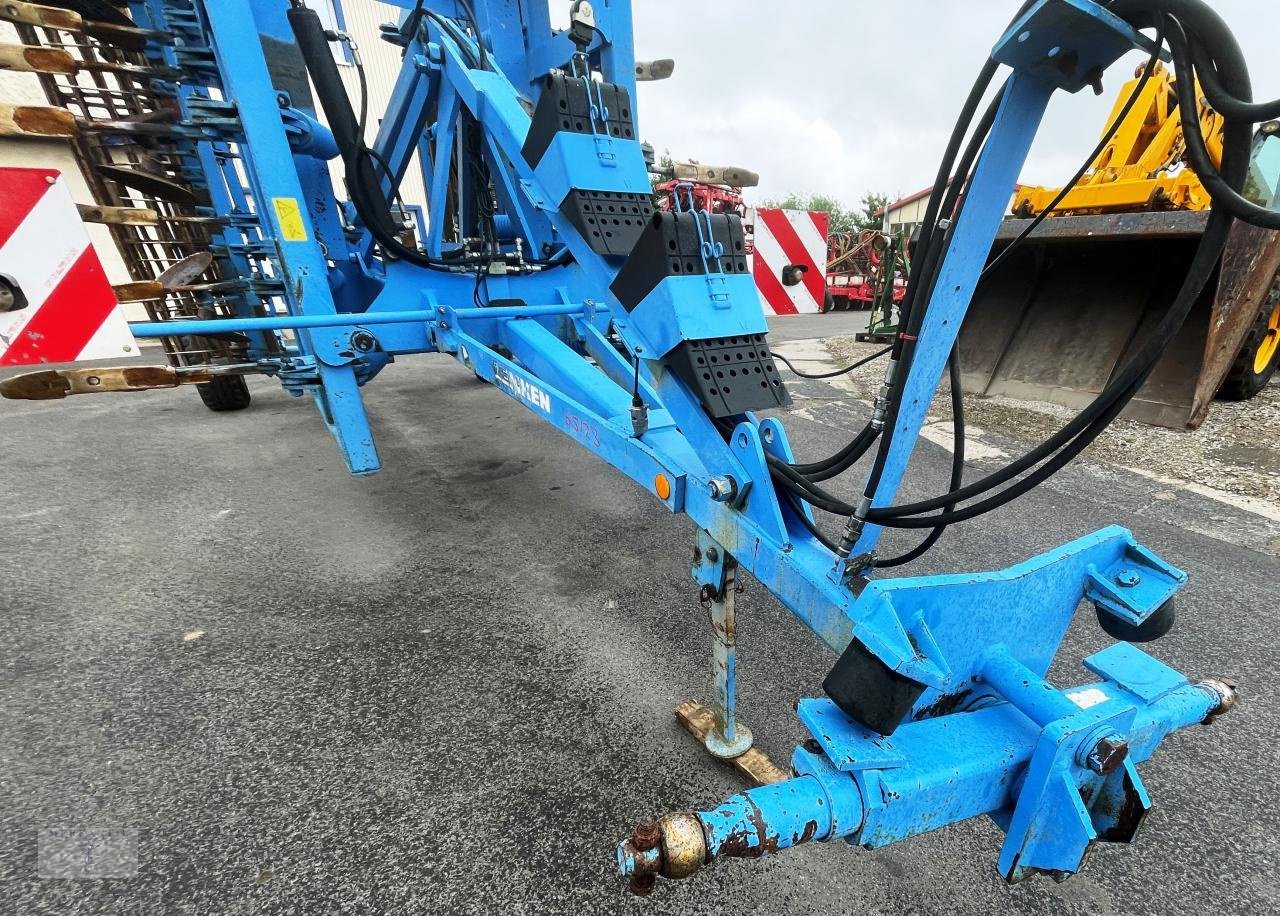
(522, 70), (637, 167)
(610, 210), (750, 310)
(611, 210), (789, 418)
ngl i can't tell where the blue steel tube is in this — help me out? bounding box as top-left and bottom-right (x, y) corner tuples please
(699, 775), (844, 859)
(616, 775), (853, 891)
(981, 646), (1083, 727)
(129, 303), (588, 337)
(617, 676), (1234, 890)
(129, 310), (439, 337)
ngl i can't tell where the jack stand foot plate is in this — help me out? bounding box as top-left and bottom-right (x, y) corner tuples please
(675, 699), (789, 786)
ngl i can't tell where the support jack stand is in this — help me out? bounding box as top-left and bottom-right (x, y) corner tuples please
(677, 531), (788, 787)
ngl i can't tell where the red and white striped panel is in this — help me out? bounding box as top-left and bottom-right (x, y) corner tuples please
(0, 167), (135, 367)
(750, 207), (829, 315)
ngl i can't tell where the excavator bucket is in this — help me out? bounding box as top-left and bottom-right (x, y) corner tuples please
(959, 210), (1280, 429)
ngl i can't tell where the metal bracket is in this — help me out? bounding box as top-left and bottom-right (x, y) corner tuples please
(996, 702), (1143, 881)
(1084, 542), (1186, 628)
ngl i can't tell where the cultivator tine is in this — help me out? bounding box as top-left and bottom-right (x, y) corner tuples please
(77, 204), (159, 226)
(0, 364), (265, 400)
(0, 42), (78, 75)
(0, 1), (168, 51)
(0, 43), (181, 79)
(156, 252), (214, 289)
(0, 104), (76, 138)
(0, 0), (83, 32)
(94, 165), (207, 208)
(112, 280), (165, 302)
(2, 0), (281, 378)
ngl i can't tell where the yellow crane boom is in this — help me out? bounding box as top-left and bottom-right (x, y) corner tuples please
(1015, 61), (1224, 215)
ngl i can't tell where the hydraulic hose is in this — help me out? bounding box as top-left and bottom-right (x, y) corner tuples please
(286, 3), (385, 220)
(874, 348), (965, 565)
(867, 4), (1262, 528)
(868, 205), (1234, 525)
(982, 31), (1164, 281)
(1189, 40), (1280, 123)
(1162, 18), (1280, 228)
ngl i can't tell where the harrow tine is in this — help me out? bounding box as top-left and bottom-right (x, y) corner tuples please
(0, 42), (78, 75)
(0, 43), (183, 79)
(95, 165), (207, 207)
(0, 363), (260, 400)
(0, 1), (172, 51)
(0, 0), (84, 32)
(112, 280), (164, 302)
(77, 204), (159, 226)
(0, 104), (76, 138)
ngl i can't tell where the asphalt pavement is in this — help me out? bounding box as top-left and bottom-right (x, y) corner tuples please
(2, 314), (1277, 915)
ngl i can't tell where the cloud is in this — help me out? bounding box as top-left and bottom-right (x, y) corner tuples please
(633, 0), (1280, 208)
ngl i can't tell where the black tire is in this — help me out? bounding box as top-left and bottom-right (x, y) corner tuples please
(1218, 295), (1280, 401)
(196, 375), (252, 412)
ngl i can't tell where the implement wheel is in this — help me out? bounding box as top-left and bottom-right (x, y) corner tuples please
(196, 375), (252, 412)
(1218, 293), (1280, 401)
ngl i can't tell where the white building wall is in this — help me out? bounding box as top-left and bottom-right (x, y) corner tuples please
(323, 0), (430, 215)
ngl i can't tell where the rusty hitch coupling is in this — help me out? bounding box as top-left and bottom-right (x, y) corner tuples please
(617, 813), (708, 895)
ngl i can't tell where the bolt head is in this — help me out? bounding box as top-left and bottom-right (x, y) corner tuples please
(1115, 569), (1141, 587)
(631, 816), (661, 852)
(1086, 736), (1129, 775)
(708, 477), (736, 502)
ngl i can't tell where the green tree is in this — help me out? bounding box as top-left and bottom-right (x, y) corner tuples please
(853, 192), (889, 232)
(761, 191), (890, 234)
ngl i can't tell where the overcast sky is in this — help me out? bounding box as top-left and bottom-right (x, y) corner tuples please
(629, 1), (1280, 208)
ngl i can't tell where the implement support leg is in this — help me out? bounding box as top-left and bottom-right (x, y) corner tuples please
(676, 532), (788, 785)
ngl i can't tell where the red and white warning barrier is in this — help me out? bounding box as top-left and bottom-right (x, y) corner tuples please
(0, 167), (136, 366)
(749, 207), (829, 315)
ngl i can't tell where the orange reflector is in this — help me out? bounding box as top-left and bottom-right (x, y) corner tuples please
(654, 473), (671, 500)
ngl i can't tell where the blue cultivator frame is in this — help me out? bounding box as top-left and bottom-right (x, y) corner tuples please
(66, 0), (1234, 892)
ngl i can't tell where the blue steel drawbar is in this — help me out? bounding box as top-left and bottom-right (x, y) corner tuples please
(6, 0), (1239, 895)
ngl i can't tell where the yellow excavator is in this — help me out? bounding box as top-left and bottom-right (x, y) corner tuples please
(961, 60), (1280, 428)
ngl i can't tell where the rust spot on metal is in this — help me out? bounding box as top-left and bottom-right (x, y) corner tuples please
(0, 1), (83, 31)
(24, 46), (76, 74)
(112, 280), (165, 302)
(912, 688), (973, 721)
(1191, 223), (1280, 426)
(716, 798), (780, 859)
(631, 816), (661, 852)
